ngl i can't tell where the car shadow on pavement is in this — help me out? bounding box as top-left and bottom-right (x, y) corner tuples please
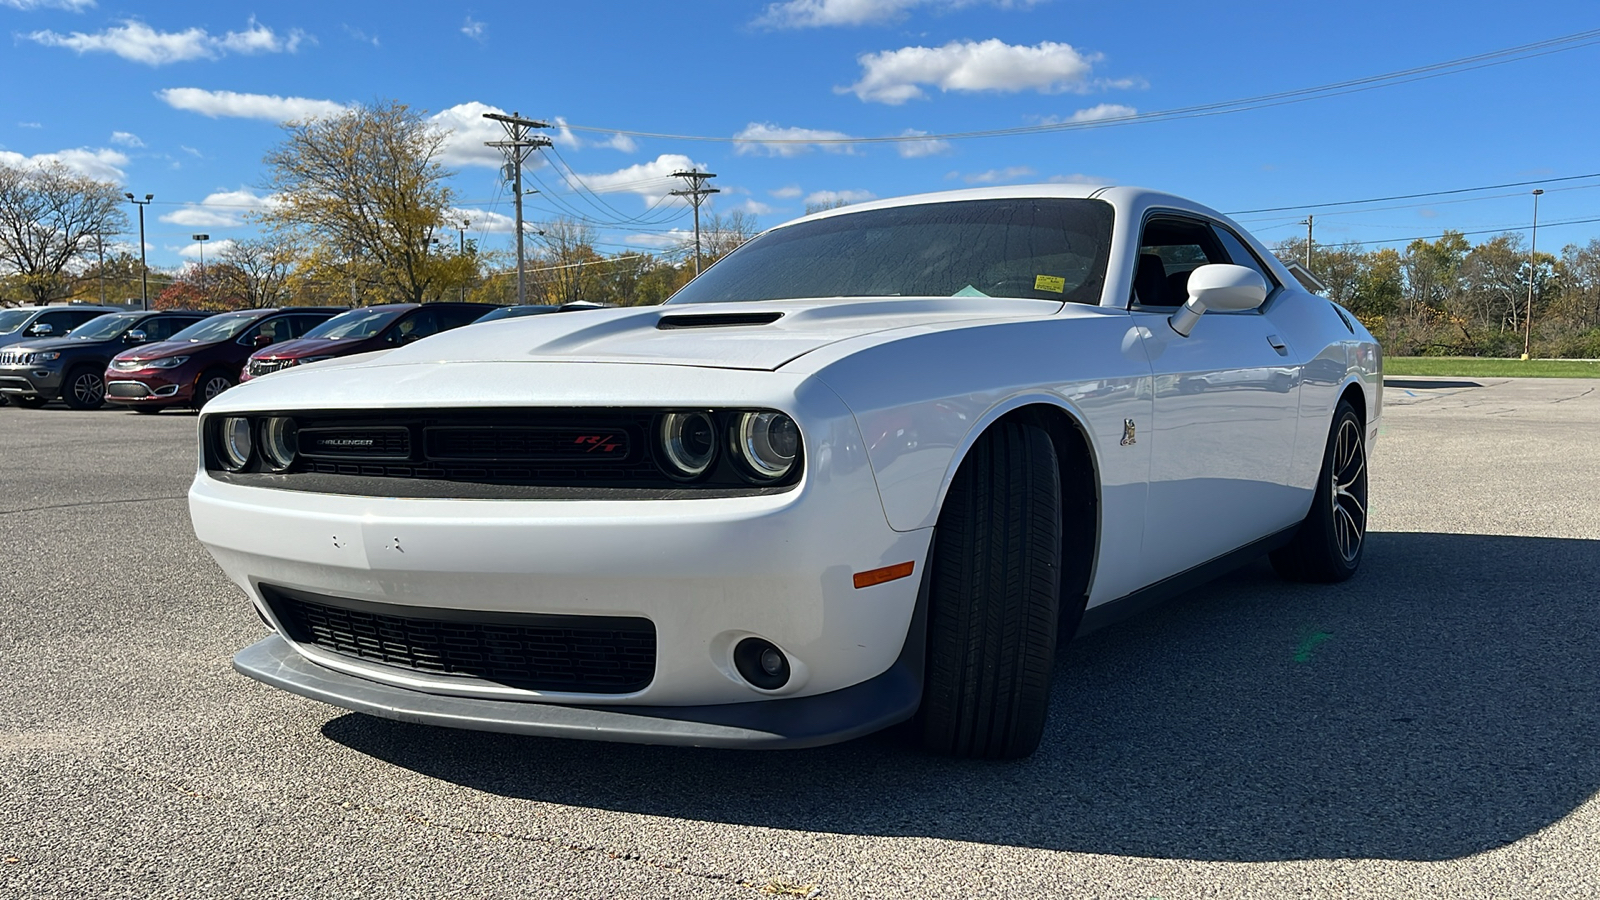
(322, 531), (1600, 863)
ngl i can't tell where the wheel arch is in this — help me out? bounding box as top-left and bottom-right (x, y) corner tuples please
(933, 395), (1103, 636)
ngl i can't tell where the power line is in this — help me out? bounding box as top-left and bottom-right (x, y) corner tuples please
(483, 111), (552, 305)
(670, 170), (719, 275)
(1227, 171), (1600, 215)
(561, 27), (1600, 147)
(1281, 214), (1600, 249)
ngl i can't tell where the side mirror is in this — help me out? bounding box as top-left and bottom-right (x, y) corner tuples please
(125, 329), (149, 344)
(253, 333), (274, 348)
(1169, 264), (1268, 337)
(28, 323), (54, 337)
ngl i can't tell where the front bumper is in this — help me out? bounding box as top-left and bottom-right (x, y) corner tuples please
(0, 366), (60, 399)
(236, 631), (922, 748)
(104, 369), (194, 406)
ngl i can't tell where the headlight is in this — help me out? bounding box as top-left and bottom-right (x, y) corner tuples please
(32, 351), (61, 363)
(732, 411), (799, 481)
(220, 417), (254, 471)
(658, 411), (716, 478)
(260, 417), (297, 471)
(144, 356), (189, 369)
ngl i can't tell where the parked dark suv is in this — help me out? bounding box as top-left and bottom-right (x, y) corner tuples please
(0, 304), (120, 350)
(240, 303), (500, 381)
(0, 309), (213, 409)
(104, 307), (345, 412)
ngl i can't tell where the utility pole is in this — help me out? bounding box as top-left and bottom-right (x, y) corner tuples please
(457, 218), (471, 302)
(484, 111), (551, 305)
(124, 193), (152, 310)
(671, 170), (720, 275)
(1301, 215), (1314, 272)
(192, 234), (210, 303)
(1524, 188), (1544, 360)
(96, 234), (106, 305)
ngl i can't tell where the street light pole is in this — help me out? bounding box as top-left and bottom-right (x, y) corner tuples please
(1523, 188), (1544, 360)
(192, 234), (210, 304)
(125, 193), (153, 310)
(457, 218), (470, 303)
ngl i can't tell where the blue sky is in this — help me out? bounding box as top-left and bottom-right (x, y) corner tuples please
(3, 0), (1598, 271)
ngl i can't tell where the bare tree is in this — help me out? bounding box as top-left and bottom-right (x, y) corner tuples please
(217, 236), (297, 308)
(0, 161), (127, 304)
(531, 218), (602, 305)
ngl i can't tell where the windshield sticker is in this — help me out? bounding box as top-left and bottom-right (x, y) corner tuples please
(1034, 275), (1066, 294)
(952, 285), (991, 298)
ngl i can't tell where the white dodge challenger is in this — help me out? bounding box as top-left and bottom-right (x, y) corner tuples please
(190, 185), (1380, 759)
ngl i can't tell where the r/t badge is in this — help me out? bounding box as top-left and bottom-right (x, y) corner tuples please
(1120, 419), (1137, 446)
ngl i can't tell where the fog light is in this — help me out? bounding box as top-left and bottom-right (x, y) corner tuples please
(734, 638), (790, 690)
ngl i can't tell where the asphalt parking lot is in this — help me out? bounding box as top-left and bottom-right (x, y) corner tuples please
(3, 377), (1598, 899)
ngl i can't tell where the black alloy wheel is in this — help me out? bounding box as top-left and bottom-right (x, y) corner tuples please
(61, 367), (105, 410)
(1270, 399), (1368, 582)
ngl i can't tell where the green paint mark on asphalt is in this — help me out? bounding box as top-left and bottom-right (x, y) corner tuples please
(1294, 631), (1333, 663)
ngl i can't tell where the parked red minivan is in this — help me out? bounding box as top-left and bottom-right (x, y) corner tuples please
(239, 303), (501, 382)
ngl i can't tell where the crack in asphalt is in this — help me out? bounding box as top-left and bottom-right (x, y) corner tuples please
(0, 495), (185, 516)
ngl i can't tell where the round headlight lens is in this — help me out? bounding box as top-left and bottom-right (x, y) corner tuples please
(659, 411), (716, 477)
(733, 411), (799, 481)
(260, 417), (298, 471)
(220, 417), (253, 471)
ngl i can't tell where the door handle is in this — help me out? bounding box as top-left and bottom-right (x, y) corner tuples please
(1266, 334), (1289, 355)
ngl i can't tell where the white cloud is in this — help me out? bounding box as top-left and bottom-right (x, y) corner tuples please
(1045, 173), (1103, 184)
(1036, 103), (1138, 126)
(159, 189), (280, 228)
(342, 25), (379, 47)
(895, 128), (951, 158)
(430, 101), (524, 168)
(18, 121), (43, 128)
(770, 185), (803, 199)
(0, 147), (128, 181)
(573, 154), (706, 206)
(804, 189), (875, 207)
(757, 0), (1038, 28)
(736, 199), (776, 216)
(733, 123), (858, 157)
(624, 229), (694, 250)
(549, 117), (638, 153)
(158, 88), (347, 122)
(461, 16), (486, 42)
(109, 131), (144, 147)
(962, 166), (1035, 184)
(178, 238), (236, 260)
(26, 18), (306, 66)
(445, 208), (519, 235)
(844, 39), (1101, 104)
(1, 0), (95, 10)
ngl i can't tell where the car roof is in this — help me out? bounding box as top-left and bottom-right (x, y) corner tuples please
(776, 183), (1234, 231)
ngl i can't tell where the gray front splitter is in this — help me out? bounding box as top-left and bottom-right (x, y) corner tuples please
(233, 634), (922, 749)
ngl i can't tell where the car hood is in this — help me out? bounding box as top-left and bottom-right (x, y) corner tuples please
(251, 336), (351, 360)
(9, 336), (105, 353)
(374, 296), (1065, 372)
(115, 339), (214, 361)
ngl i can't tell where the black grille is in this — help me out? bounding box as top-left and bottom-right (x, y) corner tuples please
(105, 382), (151, 398)
(248, 358), (295, 377)
(263, 586), (656, 693)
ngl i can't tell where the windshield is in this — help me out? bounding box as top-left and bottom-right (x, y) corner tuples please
(169, 312), (259, 343)
(301, 307), (404, 340)
(0, 310), (33, 335)
(65, 312), (140, 341)
(668, 198), (1115, 305)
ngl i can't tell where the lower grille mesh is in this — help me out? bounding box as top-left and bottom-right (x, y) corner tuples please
(263, 586), (656, 693)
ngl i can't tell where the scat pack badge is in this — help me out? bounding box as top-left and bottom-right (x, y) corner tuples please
(1120, 418), (1137, 446)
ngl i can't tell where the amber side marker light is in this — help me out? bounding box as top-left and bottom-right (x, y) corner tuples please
(853, 561), (915, 589)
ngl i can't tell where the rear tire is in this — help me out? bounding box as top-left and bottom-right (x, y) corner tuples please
(917, 421), (1062, 759)
(60, 367), (105, 410)
(193, 370), (234, 409)
(1270, 399), (1368, 582)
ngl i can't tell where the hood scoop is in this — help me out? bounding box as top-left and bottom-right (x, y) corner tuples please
(656, 311), (784, 330)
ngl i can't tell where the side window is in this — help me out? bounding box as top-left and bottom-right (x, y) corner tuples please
(243, 317), (291, 346)
(1212, 225), (1280, 290)
(35, 311), (78, 334)
(1132, 216), (1228, 308)
(66, 310), (106, 331)
(140, 316), (187, 341)
(438, 307), (488, 330)
(388, 309), (440, 344)
(288, 314), (329, 337)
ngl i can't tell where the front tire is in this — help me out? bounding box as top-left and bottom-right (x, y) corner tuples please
(193, 370), (234, 409)
(60, 367), (105, 410)
(918, 421), (1062, 759)
(1270, 399), (1368, 582)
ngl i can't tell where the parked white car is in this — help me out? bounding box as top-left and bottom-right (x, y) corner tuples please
(189, 185), (1380, 758)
